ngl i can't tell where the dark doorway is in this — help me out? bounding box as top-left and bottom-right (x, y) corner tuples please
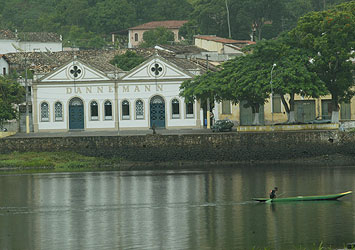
(69, 98), (84, 130)
(150, 96), (165, 128)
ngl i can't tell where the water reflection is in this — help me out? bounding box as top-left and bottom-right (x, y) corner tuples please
(0, 166), (354, 249)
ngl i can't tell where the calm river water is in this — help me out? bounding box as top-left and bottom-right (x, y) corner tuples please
(0, 165), (354, 250)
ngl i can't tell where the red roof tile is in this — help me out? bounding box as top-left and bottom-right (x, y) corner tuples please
(195, 35), (255, 45)
(129, 20), (188, 30)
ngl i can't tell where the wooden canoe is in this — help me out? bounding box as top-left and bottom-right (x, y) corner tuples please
(253, 191), (352, 203)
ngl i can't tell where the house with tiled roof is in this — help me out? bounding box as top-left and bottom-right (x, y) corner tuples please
(0, 54), (9, 76)
(127, 20), (188, 48)
(0, 30), (62, 54)
(194, 35), (255, 55)
(30, 50), (204, 132)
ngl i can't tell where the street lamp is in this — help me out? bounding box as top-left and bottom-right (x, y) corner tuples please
(270, 63), (276, 124)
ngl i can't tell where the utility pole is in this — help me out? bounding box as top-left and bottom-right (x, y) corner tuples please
(206, 54), (211, 129)
(225, 0), (232, 38)
(270, 64), (276, 124)
(24, 53), (30, 134)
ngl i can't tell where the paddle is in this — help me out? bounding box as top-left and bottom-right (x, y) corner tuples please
(265, 192), (286, 203)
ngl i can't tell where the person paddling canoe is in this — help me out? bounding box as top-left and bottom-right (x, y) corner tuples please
(269, 187), (278, 199)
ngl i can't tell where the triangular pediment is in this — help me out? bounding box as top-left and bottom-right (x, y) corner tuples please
(121, 55), (194, 81)
(39, 60), (111, 82)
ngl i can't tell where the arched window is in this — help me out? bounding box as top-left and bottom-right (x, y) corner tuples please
(104, 100), (112, 120)
(186, 101), (194, 118)
(122, 100), (130, 120)
(172, 99), (180, 119)
(90, 101), (98, 120)
(54, 102), (63, 121)
(135, 100), (144, 119)
(41, 102), (49, 122)
(134, 33), (138, 42)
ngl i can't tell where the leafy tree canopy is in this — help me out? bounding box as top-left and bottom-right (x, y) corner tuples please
(290, 1), (355, 121)
(110, 50), (145, 71)
(0, 76), (24, 127)
(139, 27), (175, 48)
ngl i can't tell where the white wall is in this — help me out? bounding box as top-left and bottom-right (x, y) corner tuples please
(0, 40), (62, 53)
(0, 40), (18, 54)
(36, 83), (116, 131)
(18, 41), (62, 52)
(0, 58), (9, 75)
(118, 81), (197, 129)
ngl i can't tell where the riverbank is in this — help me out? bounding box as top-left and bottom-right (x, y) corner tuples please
(1, 151), (355, 174)
(0, 151), (123, 173)
(2, 130), (355, 171)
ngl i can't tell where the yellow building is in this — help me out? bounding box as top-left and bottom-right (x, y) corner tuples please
(215, 94), (353, 126)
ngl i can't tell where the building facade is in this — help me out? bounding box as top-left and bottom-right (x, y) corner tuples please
(0, 55), (9, 75)
(32, 54), (203, 132)
(127, 20), (187, 48)
(0, 30), (62, 54)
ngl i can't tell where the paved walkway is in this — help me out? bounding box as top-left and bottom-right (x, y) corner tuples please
(9, 128), (218, 138)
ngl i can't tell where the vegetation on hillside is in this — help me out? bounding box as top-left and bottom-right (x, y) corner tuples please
(180, 2), (355, 124)
(0, 0), (351, 48)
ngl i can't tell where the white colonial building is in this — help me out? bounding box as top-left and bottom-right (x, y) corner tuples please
(32, 54), (203, 132)
(0, 30), (62, 54)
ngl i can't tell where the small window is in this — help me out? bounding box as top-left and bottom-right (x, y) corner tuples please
(222, 100), (231, 114)
(172, 99), (180, 119)
(122, 100), (130, 120)
(41, 102), (49, 122)
(341, 102), (351, 120)
(134, 33), (138, 42)
(54, 102), (63, 121)
(104, 101), (112, 120)
(272, 94), (281, 113)
(91, 101), (98, 120)
(135, 100), (144, 119)
(2, 67), (6, 75)
(186, 101), (194, 118)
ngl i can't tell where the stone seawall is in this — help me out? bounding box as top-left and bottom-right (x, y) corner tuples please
(1, 131), (355, 164)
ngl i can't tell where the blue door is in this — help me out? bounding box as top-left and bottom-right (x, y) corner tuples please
(150, 96), (165, 128)
(69, 98), (84, 130)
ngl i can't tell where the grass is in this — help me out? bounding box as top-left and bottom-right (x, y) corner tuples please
(251, 241), (353, 249)
(0, 151), (122, 173)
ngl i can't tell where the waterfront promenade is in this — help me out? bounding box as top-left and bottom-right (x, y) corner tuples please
(9, 128), (214, 138)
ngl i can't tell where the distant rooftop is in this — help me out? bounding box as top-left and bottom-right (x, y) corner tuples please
(195, 35), (256, 46)
(6, 50), (121, 74)
(129, 20), (188, 30)
(154, 44), (208, 55)
(0, 30), (61, 43)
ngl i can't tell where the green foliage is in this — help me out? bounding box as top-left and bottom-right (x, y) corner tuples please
(0, 76), (24, 128)
(290, 1), (355, 114)
(62, 25), (106, 49)
(187, 0), (350, 41)
(110, 50), (145, 71)
(180, 32), (328, 123)
(180, 70), (224, 103)
(0, 0), (351, 49)
(139, 27), (175, 48)
(0, 151), (120, 171)
(179, 20), (201, 44)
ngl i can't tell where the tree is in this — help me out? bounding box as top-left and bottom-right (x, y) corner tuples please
(244, 0), (286, 41)
(246, 37), (327, 123)
(290, 2), (355, 122)
(180, 34), (328, 125)
(179, 20), (201, 44)
(180, 71), (224, 103)
(139, 27), (175, 48)
(89, 0), (136, 34)
(0, 76), (24, 129)
(110, 50), (145, 71)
